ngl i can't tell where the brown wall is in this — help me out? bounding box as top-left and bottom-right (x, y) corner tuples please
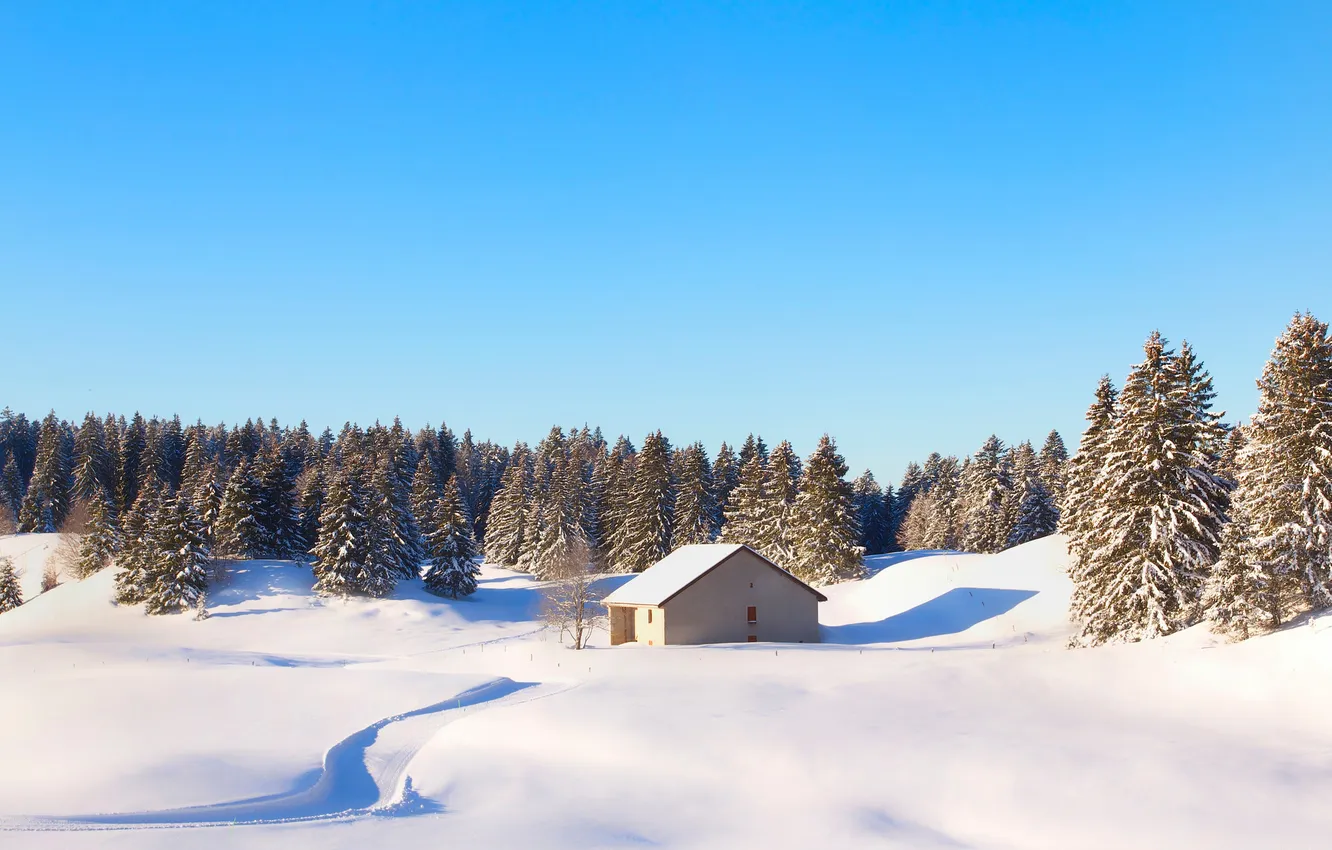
(663, 549), (820, 644)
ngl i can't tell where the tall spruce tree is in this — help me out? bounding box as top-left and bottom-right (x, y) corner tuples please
(711, 442), (740, 531)
(142, 494), (210, 615)
(312, 456), (392, 597)
(754, 440), (801, 565)
(485, 445), (529, 567)
(19, 412), (73, 532)
(72, 412), (112, 503)
(1063, 376), (1118, 546)
(216, 459), (265, 558)
(852, 471), (892, 555)
(789, 435), (864, 584)
(922, 456), (963, 550)
(75, 485), (121, 577)
(114, 487), (162, 605)
(673, 442), (718, 546)
(611, 431), (674, 573)
(1207, 313), (1332, 635)
(721, 452), (766, 548)
(1070, 332), (1229, 644)
(1037, 430), (1069, 509)
(959, 435), (1012, 554)
(423, 475), (480, 597)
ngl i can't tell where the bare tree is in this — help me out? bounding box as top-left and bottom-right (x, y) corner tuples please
(539, 538), (607, 650)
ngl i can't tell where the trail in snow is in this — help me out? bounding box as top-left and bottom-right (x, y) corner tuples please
(3, 677), (565, 831)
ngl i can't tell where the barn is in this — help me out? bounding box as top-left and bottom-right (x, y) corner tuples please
(603, 543), (827, 646)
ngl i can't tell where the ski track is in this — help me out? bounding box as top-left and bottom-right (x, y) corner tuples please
(2, 677), (575, 832)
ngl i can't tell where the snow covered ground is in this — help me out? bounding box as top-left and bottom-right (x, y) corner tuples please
(2, 533), (1332, 849)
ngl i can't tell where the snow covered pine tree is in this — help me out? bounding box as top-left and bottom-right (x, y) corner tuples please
(423, 475), (480, 598)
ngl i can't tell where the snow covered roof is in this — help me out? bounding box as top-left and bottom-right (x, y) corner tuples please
(602, 543), (827, 606)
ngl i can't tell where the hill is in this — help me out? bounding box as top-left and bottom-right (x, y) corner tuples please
(2, 533), (1330, 849)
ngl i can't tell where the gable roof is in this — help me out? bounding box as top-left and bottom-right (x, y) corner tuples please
(602, 543), (828, 606)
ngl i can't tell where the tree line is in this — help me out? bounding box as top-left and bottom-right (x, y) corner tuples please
(1064, 314), (1332, 645)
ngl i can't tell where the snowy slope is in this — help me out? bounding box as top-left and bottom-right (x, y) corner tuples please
(0, 533), (68, 603)
(3, 533), (1332, 849)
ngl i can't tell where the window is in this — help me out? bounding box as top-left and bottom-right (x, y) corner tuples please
(747, 606), (757, 624)
(647, 609), (653, 624)
(747, 635), (758, 642)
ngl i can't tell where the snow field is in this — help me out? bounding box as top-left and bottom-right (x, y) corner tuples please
(2, 532), (1332, 849)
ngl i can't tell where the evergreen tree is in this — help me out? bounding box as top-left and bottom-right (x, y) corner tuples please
(410, 450), (442, 548)
(72, 412), (112, 502)
(423, 475), (480, 597)
(1, 454), (23, 527)
(737, 434), (768, 469)
(755, 440), (801, 565)
(114, 487), (162, 605)
(673, 442), (718, 546)
(1062, 376), (1118, 544)
(75, 485), (121, 577)
(1208, 313), (1332, 632)
(19, 412), (73, 532)
(0, 556), (21, 613)
(485, 445), (529, 567)
(711, 442), (740, 530)
(600, 436), (636, 564)
(1008, 471), (1059, 548)
(311, 456), (392, 597)
(896, 489), (938, 550)
(367, 452), (419, 581)
(296, 459), (327, 559)
(530, 452), (587, 579)
(118, 412), (147, 512)
(255, 446), (301, 557)
(721, 452), (766, 547)
(959, 435), (1011, 553)
(142, 494), (210, 615)
(921, 456), (963, 550)
(852, 471), (891, 555)
(215, 459), (265, 558)
(789, 435), (864, 584)
(1037, 429), (1069, 507)
(1070, 333), (1229, 644)
(611, 431), (675, 572)
(191, 462), (224, 549)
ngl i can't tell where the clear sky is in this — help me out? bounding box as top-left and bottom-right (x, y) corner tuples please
(2, 2), (1329, 482)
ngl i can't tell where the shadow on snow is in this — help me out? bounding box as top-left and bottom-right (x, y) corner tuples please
(821, 587), (1039, 645)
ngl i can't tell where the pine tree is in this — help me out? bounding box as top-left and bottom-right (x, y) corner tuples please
(118, 413), (147, 512)
(852, 471), (891, 555)
(216, 459), (264, 558)
(296, 459), (327, 559)
(1008, 471), (1059, 548)
(789, 435), (864, 584)
(192, 462), (225, 549)
(75, 485), (120, 578)
(1037, 430), (1069, 508)
(1, 454), (23, 527)
(530, 453), (587, 579)
(755, 440), (801, 565)
(255, 446), (301, 557)
(600, 436), (636, 565)
(1070, 333), (1229, 644)
(673, 442), (718, 546)
(896, 489), (938, 550)
(410, 450), (442, 550)
(711, 442), (740, 529)
(72, 412), (112, 502)
(921, 457), (963, 550)
(114, 488), (162, 605)
(485, 445), (529, 567)
(721, 452), (766, 548)
(423, 475), (480, 598)
(142, 494), (210, 614)
(611, 431), (674, 573)
(959, 435), (1011, 554)
(19, 412), (73, 532)
(0, 556), (21, 613)
(1063, 376), (1118, 545)
(1208, 313), (1332, 632)
(312, 456), (393, 597)
(367, 452), (419, 581)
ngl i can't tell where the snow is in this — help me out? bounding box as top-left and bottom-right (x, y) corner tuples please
(601, 542), (825, 606)
(601, 542), (747, 605)
(3, 532), (1332, 848)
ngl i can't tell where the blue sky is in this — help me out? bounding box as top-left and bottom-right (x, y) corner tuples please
(2, 2), (1329, 481)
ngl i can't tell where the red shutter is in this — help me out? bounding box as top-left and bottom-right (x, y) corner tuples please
(747, 606), (757, 623)
(747, 635), (758, 642)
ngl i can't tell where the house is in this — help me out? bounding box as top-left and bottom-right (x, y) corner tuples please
(603, 543), (827, 646)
